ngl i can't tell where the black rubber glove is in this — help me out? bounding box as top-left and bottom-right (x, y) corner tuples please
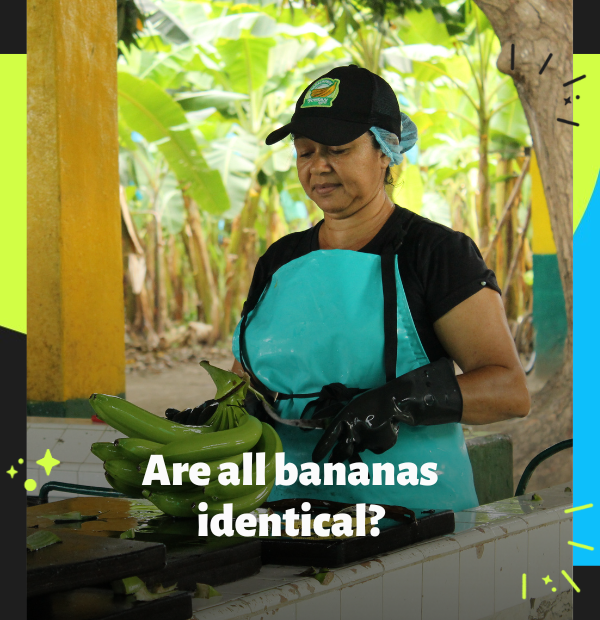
(165, 400), (218, 425)
(312, 357), (463, 463)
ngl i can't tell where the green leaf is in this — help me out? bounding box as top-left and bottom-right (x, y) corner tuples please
(175, 91), (249, 112)
(194, 583), (221, 599)
(217, 36), (276, 94)
(192, 12), (276, 43)
(268, 39), (316, 79)
(393, 164), (423, 215)
(442, 56), (472, 85)
(490, 98), (530, 145)
(421, 191), (452, 226)
(39, 511), (98, 523)
(118, 72), (230, 215)
(411, 59), (449, 83)
(141, 1), (195, 45)
(27, 530), (62, 552)
(112, 576), (145, 595)
(400, 9), (452, 46)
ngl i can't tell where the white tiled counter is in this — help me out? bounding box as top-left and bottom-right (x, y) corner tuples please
(190, 484), (574, 620)
(27, 419), (125, 496)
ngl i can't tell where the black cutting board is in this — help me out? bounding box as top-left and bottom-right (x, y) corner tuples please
(27, 587), (192, 620)
(130, 517), (262, 590)
(28, 497), (262, 589)
(27, 528), (166, 598)
(260, 509), (455, 568)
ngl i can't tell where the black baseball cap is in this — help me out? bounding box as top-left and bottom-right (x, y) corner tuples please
(266, 65), (401, 146)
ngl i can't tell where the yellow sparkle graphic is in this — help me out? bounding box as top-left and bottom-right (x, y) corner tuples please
(24, 479), (37, 492)
(568, 541), (594, 551)
(561, 570), (580, 593)
(36, 449), (60, 476)
(6, 466), (17, 478)
(542, 575), (553, 585)
(564, 504), (593, 513)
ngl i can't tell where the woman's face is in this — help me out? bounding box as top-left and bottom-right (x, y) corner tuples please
(294, 132), (390, 216)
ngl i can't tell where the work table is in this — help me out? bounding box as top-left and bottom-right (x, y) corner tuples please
(190, 483), (573, 620)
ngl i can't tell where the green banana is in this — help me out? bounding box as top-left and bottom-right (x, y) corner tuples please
(198, 362), (261, 432)
(91, 442), (123, 461)
(116, 438), (163, 464)
(142, 488), (205, 518)
(158, 413), (262, 464)
(193, 479), (275, 518)
(200, 360), (246, 401)
(89, 393), (215, 443)
(204, 422), (281, 500)
(104, 473), (144, 499)
(104, 459), (169, 491)
(138, 452), (244, 484)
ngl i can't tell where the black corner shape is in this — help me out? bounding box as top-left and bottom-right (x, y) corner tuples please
(0, 325), (26, 620)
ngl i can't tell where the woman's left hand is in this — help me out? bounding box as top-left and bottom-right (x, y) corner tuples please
(312, 287), (530, 462)
(312, 357), (463, 463)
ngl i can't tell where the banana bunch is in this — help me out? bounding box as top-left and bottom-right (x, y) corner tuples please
(89, 360), (282, 518)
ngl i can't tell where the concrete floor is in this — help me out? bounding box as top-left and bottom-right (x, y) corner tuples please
(126, 352), (236, 416)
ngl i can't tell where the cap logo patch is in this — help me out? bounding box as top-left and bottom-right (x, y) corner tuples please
(301, 78), (340, 108)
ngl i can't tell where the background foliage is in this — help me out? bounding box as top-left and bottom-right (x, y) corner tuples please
(117, 0), (533, 347)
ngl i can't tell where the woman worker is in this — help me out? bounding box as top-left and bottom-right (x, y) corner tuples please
(170, 65), (530, 513)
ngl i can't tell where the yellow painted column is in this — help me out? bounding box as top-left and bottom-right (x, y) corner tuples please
(531, 149), (557, 255)
(27, 0), (125, 417)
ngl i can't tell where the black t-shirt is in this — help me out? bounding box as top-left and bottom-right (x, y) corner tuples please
(242, 205), (501, 362)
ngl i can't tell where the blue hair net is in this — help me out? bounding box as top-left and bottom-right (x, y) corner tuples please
(370, 111), (418, 166)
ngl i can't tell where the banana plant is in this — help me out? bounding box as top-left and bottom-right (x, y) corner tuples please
(118, 72), (230, 215)
(383, 3), (529, 250)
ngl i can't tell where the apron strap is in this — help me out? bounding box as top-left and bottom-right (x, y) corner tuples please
(381, 253), (398, 383)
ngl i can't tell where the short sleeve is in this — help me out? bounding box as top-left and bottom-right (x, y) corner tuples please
(420, 232), (501, 323)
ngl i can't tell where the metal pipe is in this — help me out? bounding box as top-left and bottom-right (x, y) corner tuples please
(38, 481), (126, 502)
(515, 439), (572, 496)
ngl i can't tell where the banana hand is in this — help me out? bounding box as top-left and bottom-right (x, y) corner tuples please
(142, 488), (206, 518)
(104, 473), (145, 498)
(91, 442), (123, 461)
(194, 479), (275, 519)
(204, 422), (281, 500)
(116, 438), (163, 464)
(158, 413), (262, 464)
(89, 393), (215, 443)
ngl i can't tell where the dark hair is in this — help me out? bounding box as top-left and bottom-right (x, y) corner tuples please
(368, 131), (394, 186)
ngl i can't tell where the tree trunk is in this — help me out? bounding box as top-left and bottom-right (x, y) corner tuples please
(477, 117), (491, 248)
(221, 184), (261, 336)
(474, 0), (573, 488)
(474, 0), (573, 372)
(183, 195), (220, 343)
(154, 215), (167, 337)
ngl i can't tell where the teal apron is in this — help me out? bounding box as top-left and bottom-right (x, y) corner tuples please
(232, 249), (479, 512)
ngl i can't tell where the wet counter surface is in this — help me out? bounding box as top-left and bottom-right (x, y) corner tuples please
(27, 496), (262, 592)
(27, 485), (574, 619)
